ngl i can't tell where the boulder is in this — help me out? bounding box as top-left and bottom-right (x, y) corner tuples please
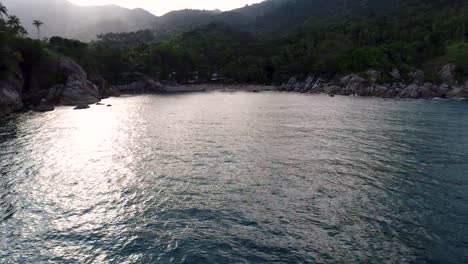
(340, 74), (367, 95)
(74, 104), (90, 110)
(281, 77), (297, 91)
(301, 76), (315, 93)
(115, 78), (165, 94)
(323, 85), (343, 95)
(447, 81), (468, 98)
(436, 84), (451, 98)
(89, 73), (120, 98)
(58, 57), (87, 80)
(60, 77), (100, 106)
(399, 84), (421, 99)
(0, 61), (24, 117)
(439, 64), (457, 86)
(419, 83), (439, 99)
(366, 70), (381, 85)
(0, 81), (23, 117)
(389, 68), (401, 81)
(309, 78), (326, 93)
(34, 99), (54, 112)
(409, 70), (425, 85)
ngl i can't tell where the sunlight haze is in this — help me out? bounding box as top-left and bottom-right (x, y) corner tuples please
(68, 0), (264, 15)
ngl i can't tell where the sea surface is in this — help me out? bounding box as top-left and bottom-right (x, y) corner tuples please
(1, 92), (468, 263)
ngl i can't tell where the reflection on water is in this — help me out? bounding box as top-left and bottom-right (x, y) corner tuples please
(1, 92), (468, 263)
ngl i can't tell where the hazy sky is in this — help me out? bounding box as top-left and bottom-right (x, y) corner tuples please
(68, 0), (264, 15)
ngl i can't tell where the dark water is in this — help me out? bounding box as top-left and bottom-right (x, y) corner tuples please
(1, 92), (468, 263)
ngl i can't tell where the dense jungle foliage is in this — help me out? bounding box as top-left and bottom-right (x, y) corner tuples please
(1, 0), (467, 84)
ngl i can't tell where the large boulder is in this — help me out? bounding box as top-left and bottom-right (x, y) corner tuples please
(323, 85), (343, 95)
(58, 57), (87, 80)
(439, 64), (457, 86)
(89, 73), (120, 98)
(114, 78), (165, 94)
(447, 81), (468, 98)
(0, 81), (23, 117)
(389, 68), (402, 81)
(59, 77), (100, 106)
(34, 99), (54, 112)
(419, 83), (440, 99)
(309, 78), (327, 93)
(399, 84), (421, 99)
(301, 76), (315, 93)
(282, 77), (297, 91)
(0, 59), (24, 117)
(366, 69), (381, 85)
(340, 74), (367, 95)
(409, 70), (425, 85)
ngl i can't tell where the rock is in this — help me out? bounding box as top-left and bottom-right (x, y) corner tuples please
(419, 83), (439, 99)
(447, 81), (468, 98)
(74, 104), (90, 110)
(107, 104), (112, 107)
(340, 74), (367, 95)
(60, 78), (100, 106)
(34, 99), (54, 112)
(145, 78), (165, 92)
(0, 81), (23, 117)
(301, 76), (315, 93)
(383, 88), (399, 98)
(96, 102), (104, 106)
(409, 70), (425, 85)
(309, 78), (326, 93)
(436, 84), (451, 98)
(439, 64), (457, 86)
(0, 61), (24, 117)
(284, 77), (297, 91)
(399, 84), (421, 99)
(323, 85), (342, 95)
(366, 70), (381, 85)
(389, 68), (401, 81)
(115, 78), (166, 94)
(58, 57), (87, 80)
(89, 73), (120, 98)
(44, 84), (64, 103)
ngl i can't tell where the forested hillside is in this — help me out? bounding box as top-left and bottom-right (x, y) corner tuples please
(1, 0), (467, 85)
(91, 0), (468, 83)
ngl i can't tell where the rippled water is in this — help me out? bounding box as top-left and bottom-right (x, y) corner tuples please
(1, 92), (468, 263)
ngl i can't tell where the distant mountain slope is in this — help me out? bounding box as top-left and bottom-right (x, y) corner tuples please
(3, 0), (465, 41)
(2, 0), (157, 41)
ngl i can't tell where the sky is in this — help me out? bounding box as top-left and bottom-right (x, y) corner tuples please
(68, 0), (264, 15)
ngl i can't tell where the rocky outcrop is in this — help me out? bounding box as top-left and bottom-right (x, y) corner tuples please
(114, 78), (165, 93)
(280, 68), (467, 100)
(409, 70), (425, 85)
(389, 68), (401, 81)
(60, 76), (100, 106)
(0, 61), (24, 118)
(447, 81), (468, 98)
(56, 58), (101, 106)
(0, 81), (23, 117)
(34, 99), (54, 112)
(439, 64), (457, 86)
(366, 70), (381, 85)
(89, 73), (120, 98)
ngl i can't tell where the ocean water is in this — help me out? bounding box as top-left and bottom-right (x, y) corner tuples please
(1, 92), (468, 263)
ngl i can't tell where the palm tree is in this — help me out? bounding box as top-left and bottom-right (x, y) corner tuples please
(33, 19), (43, 39)
(7, 15), (26, 35)
(0, 2), (8, 20)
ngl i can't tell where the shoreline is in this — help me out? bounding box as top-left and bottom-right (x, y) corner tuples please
(2, 86), (467, 120)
